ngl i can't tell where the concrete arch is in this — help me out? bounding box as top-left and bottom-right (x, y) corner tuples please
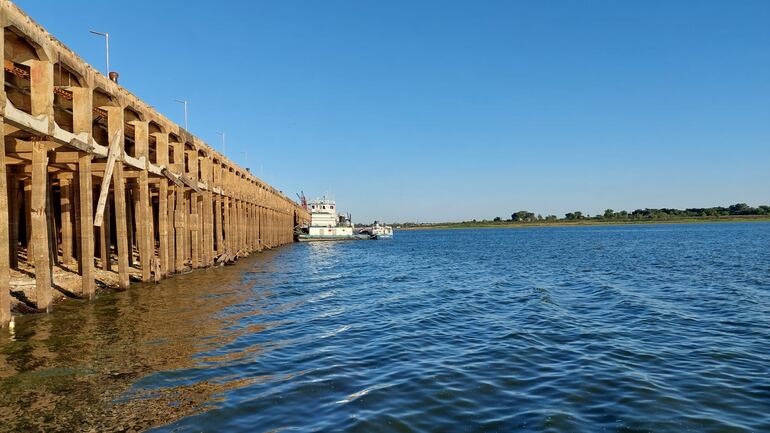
(148, 121), (166, 165)
(51, 60), (86, 133)
(183, 141), (195, 177)
(123, 106), (144, 158)
(168, 132), (182, 166)
(91, 88), (119, 146)
(4, 27), (41, 115)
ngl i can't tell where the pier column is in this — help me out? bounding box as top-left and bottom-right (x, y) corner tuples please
(9, 177), (19, 270)
(0, 11), (9, 327)
(201, 156), (213, 266)
(249, 203), (255, 251)
(72, 84), (95, 296)
(28, 53), (55, 310)
(189, 194), (198, 268)
(175, 186), (186, 271)
(31, 141), (53, 310)
(230, 197), (238, 254)
(98, 197), (110, 270)
(113, 167), (129, 288)
(171, 140), (185, 271)
(215, 193), (223, 255)
(257, 206), (263, 249)
(199, 165), (209, 266)
(126, 185), (135, 268)
(201, 194), (208, 266)
(214, 163), (223, 256)
(166, 184), (175, 274)
(134, 121), (153, 282)
(23, 181), (32, 258)
(267, 209), (273, 248)
(243, 200), (248, 250)
(106, 106), (130, 289)
(60, 178), (74, 263)
(237, 199), (244, 251)
(77, 153), (95, 297)
(269, 208), (273, 247)
(256, 205), (262, 249)
(234, 196), (240, 252)
(256, 205), (262, 251)
(223, 195), (231, 252)
(155, 132), (170, 277)
(243, 201), (249, 252)
(0, 120), (11, 327)
(186, 146), (197, 266)
(256, 204), (262, 249)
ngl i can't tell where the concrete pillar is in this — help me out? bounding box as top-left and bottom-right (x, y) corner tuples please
(0, 122), (11, 327)
(60, 178), (74, 263)
(155, 133), (170, 277)
(106, 107), (129, 289)
(77, 153), (95, 297)
(134, 121), (152, 282)
(31, 141), (53, 310)
(223, 195), (231, 252)
(215, 193), (223, 255)
(9, 177), (19, 270)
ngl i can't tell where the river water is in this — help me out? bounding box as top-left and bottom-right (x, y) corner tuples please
(1, 223), (769, 432)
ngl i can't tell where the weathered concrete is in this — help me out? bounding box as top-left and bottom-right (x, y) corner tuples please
(0, 0), (311, 326)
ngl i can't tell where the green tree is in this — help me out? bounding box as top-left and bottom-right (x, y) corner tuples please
(511, 211), (535, 222)
(565, 211), (583, 220)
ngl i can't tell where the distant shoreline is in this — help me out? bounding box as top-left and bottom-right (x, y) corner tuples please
(397, 215), (770, 230)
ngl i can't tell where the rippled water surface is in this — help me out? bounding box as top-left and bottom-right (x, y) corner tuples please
(2, 223), (770, 432)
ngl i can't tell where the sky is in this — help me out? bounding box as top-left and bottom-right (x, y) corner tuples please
(15, 0), (770, 222)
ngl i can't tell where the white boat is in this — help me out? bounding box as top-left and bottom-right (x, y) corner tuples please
(297, 197), (359, 241)
(369, 221), (394, 240)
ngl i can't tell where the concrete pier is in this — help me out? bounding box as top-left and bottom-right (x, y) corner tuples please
(0, 1), (310, 326)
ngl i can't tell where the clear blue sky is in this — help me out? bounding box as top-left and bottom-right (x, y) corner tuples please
(16, 0), (770, 222)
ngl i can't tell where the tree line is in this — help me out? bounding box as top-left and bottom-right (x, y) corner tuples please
(502, 203), (770, 223)
(391, 203), (770, 227)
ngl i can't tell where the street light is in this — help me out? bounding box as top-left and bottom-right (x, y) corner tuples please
(174, 99), (188, 130)
(217, 131), (226, 154)
(89, 30), (110, 76)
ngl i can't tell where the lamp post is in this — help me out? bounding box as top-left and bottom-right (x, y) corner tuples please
(217, 131), (226, 154)
(174, 99), (188, 130)
(89, 30), (110, 76)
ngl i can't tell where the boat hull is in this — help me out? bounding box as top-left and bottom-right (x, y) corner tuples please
(298, 235), (365, 242)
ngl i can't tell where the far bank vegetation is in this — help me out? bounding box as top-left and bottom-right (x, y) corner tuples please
(394, 203), (770, 229)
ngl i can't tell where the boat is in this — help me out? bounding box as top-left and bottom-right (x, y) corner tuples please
(369, 221), (394, 240)
(297, 197), (360, 242)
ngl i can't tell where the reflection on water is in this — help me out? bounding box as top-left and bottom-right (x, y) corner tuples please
(0, 251), (283, 432)
(2, 224), (770, 432)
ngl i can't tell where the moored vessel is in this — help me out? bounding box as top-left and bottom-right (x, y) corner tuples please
(369, 221), (394, 239)
(297, 197), (359, 241)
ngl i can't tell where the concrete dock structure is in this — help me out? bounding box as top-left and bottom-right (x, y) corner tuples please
(0, 1), (310, 327)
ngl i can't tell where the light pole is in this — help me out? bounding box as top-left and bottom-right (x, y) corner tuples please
(89, 30), (110, 76)
(174, 99), (188, 130)
(217, 131), (226, 154)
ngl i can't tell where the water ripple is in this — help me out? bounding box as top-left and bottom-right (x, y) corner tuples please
(2, 223), (770, 432)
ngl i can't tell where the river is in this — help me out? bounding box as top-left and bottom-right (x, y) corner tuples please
(1, 223), (769, 432)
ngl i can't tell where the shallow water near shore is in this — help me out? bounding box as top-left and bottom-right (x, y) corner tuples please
(1, 222), (769, 432)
